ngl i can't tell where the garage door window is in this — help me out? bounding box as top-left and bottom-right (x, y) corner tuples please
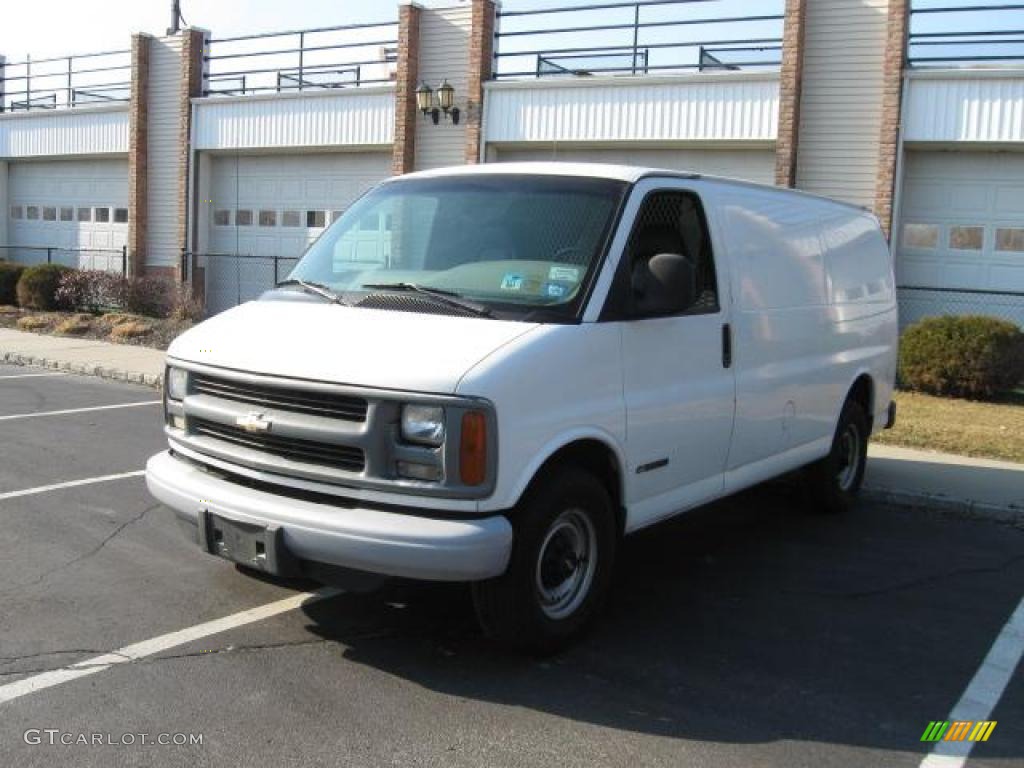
(77, 208), (92, 222)
(10, 206), (23, 220)
(43, 207), (57, 222)
(950, 226), (983, 251)
(235, 210), (253, 227)
(259, 210), (277, 227)
(996, 228), (1024, 253)
(282, 211), (301, 227)
(95, 208), (110, 223)
(306, 210), (326, 228)
(903, 223), (939, 249)
(27, 206), (39, 220)
(60, 207), (74, 222)
(114, 208), (129, 224)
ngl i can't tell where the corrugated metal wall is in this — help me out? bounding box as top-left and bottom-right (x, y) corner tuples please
(414, 5), (471, 170)
(193, 89), (396, 151)
(0, 107), (129, 157)
(484, 75), (780, 144)
(905, 72), (1024, 144)
(146, 36), (184, 268)
(795, 0), (889, 208)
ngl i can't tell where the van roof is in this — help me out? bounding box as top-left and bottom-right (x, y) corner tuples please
(393, 162), (872, 215)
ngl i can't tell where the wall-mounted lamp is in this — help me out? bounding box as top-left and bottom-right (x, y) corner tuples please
(416, 80), (460, 125)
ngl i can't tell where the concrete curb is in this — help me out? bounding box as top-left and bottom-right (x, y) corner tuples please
(863, 486), (1024, 524)
(0, 351), (163, 389)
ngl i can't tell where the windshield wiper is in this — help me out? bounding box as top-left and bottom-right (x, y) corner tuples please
(276, 278), (349, 306)
(361, 282), (493, 318)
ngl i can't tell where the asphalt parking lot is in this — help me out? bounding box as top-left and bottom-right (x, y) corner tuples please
(0, 361), (1021, 768)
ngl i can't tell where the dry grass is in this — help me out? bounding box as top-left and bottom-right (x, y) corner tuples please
(873, 390), (1024, 463)
(54, 314), (94, 336)
(109, 320), (153, 340)
(0, 305), (19, 316)
(97, 312), (142, 328)
(16, 314), (55, 331)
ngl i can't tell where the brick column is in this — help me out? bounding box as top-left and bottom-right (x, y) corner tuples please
(392, 2), (422, 175)
(464, 0), (496, 164)
(774, 0), (807, 188)
(873, 0), (909, 239)
(178, 28), (205, 285)
(127, 34), (151, 277)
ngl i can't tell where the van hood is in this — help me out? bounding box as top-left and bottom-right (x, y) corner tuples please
(167, 300), (539, 394)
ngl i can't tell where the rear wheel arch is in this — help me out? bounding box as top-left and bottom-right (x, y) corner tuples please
(845, 373), (875, 431)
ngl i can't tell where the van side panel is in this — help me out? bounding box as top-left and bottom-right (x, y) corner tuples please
(822, 212), (899, 433)
(710, 184), (839, 489)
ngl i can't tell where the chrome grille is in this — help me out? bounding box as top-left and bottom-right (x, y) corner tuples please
(192, 418), (365, 473)
(192, 373), (368, 422)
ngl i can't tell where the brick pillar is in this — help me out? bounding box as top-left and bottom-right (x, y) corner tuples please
(392, 2), (422, 175)
(774, 0), (807, 188)
(178, 28), (206, 286)
(465, 0), (496, 164)
(873, 0), (909, 239)
(127, 34), (151, 277)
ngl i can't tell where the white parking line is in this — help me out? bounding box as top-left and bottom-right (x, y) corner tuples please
(0, 401), (161, 422)
(0, 587), (340, 706)
(0, 470), (146, 501)
(0, 372), (67, 380)
(919, 594), (1024, 768)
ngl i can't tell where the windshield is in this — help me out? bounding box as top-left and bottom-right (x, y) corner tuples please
(286, 174), (628, 318)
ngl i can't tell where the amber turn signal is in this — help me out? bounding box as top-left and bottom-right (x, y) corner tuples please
(459, 411), (487, 486)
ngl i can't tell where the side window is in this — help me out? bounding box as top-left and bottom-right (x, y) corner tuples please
(620, 190), (719, 318)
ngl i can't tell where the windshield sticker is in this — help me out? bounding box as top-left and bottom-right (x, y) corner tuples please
(500, 273), (525, 291)
(549, 266), (580, 282)
(543, 282), (569, 299)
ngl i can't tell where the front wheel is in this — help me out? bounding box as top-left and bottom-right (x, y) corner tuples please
(472, 467), (616, 654)
(804, 399), (869, 514)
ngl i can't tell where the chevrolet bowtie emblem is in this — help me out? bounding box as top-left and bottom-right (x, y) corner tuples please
(236, 411), (272, 433)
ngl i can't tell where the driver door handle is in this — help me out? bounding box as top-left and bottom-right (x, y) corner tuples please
(722, 323), (732, 369)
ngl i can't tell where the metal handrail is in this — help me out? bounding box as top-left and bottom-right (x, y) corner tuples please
(203, 18), (397, 97)
(908, 1), (1024, 66)
(493, 0), (784, 80)
(0, 48), (131, 112)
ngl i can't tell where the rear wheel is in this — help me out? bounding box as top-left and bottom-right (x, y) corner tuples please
(804, 399), (869, 514)
(472, 467), (616, 654)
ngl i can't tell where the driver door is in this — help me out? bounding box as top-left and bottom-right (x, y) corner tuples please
(617, 184), (736, 530)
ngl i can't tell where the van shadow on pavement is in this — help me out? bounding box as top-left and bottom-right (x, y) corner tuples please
(298, 483), (1024, 758)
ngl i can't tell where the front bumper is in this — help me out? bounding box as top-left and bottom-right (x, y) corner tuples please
(145, 451), (513, 582)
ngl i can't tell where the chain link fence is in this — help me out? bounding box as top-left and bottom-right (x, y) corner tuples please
(187, 252), (300, 316)
(897, 286), (1024, 331)
(0, 245), (128, 274)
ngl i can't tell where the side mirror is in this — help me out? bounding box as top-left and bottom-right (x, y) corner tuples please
(631, 252), (696, 316)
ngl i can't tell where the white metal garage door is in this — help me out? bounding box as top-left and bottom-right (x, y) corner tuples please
(6, 158), (129, 271)
(897, 151), (1024, 328)
(493, 145), (777, 186)
(205, 151), (390, 314)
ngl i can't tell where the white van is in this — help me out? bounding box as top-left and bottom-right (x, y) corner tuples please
(146, 163), (897, 651)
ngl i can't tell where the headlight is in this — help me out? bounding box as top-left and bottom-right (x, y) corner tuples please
(166, 367), (188, 401)
(401, 404), (445, 446)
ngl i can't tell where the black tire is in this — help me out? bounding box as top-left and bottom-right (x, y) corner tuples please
(804, 398), (869, 514)
(472, 466), (617, 655)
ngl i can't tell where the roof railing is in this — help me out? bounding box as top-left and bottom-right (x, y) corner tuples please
(0, 48), (131, 113)
(493, 0), (783, 80)
(203, 19), (398, 97)
(908, 2), (1024, 67)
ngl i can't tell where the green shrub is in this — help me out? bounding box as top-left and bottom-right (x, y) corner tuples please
(0, 263), (26, 305)
(899, 315), (1024, 399)
(15, 264), (74, 310)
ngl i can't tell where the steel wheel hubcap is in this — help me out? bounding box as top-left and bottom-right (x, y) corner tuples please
(836, 423), (861, 492)
(535, 508), (597, 620)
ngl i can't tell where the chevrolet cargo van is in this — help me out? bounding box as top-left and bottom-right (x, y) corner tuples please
(147, 163), (897, 651)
